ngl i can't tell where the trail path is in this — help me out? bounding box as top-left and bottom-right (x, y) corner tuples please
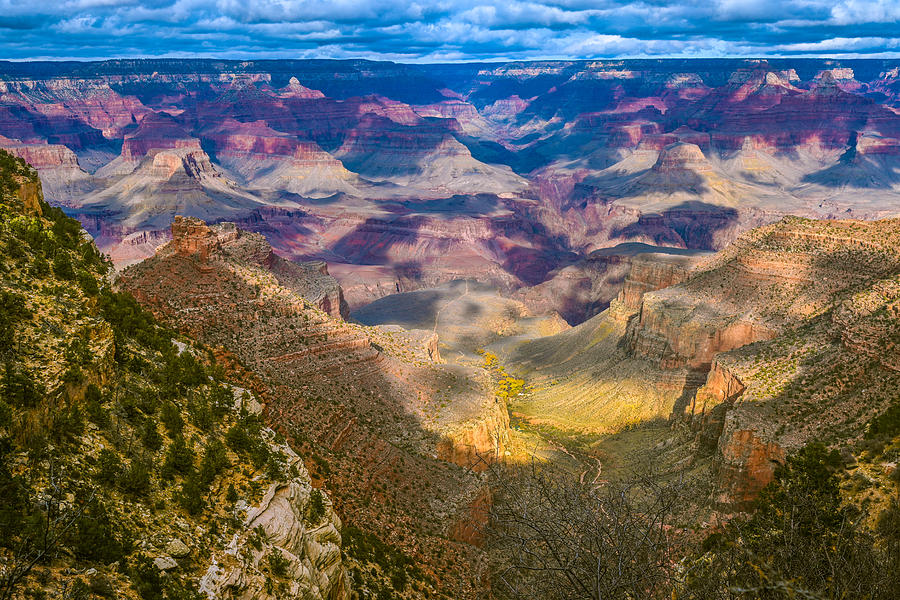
(432, 279), (470, 333)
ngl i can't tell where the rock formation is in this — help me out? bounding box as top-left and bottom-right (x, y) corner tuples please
(119, 217), (514, 598)
(168, 216), (348, 318)
(4, 58), (900, 324)
(200, 441), (349, 600)
(510, 216), (900, 508)
(0, 135), (96, 203)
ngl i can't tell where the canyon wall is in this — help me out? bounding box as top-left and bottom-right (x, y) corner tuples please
(4, 58), (900, 324)
(120, 217), (512, 598)
(511, 216), (900, 508)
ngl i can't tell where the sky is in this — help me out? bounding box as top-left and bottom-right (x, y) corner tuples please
(0, 0), (898, 62)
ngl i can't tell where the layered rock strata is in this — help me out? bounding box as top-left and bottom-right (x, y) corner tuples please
(120, 217), (513, 598)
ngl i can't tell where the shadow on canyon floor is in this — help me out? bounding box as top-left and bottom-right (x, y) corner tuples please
(610, 201), (740, 250)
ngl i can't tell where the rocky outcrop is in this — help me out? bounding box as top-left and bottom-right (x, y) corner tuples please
(168, 216), (348, 319)
(0, 136), (95, 203)
(278, 77), (326, 99)
(627, 294), (777, 369)
(715, 429), (785, 508)
(437, 398), (510, 471)
(202, 120), (359, 197)
(1, 137), (82, 170)
(623, 217), (900, 372)
(687, 359), (746, 451)
(618, 251), (706, 311)
(623, 249), (778, 371)
(200, 440), (349, 600)
(651, 142), (712, 175)
(832, 276), (900, 372)
(511, 243), (710, 325)
(375, 326), (442, 363)
(15, 178), (43, 216)
(171, 215), (239, 261)
(120, 112), (199, 162)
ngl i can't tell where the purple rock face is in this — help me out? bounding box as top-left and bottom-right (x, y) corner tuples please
(3, 58), (900, 321)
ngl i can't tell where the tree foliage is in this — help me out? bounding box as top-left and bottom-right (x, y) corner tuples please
(681, 443), (898, 600)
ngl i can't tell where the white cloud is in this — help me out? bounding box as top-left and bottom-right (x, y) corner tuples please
(0, 0), (899, 60)
(830, 0), (900, 25)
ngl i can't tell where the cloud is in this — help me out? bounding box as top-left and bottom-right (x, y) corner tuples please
(830, 0), (900, 25)
(0, 0), (897, 60)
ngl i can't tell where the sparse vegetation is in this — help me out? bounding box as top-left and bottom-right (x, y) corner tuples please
(0, 154), (338, 599)
(681, 443), (900, 599)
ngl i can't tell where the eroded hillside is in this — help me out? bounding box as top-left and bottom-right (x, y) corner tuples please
(508, 216), (900, 508)
(118, 216), (514, 599)
(0, 150), (348, 600)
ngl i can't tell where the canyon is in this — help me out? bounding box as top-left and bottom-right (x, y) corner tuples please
(3, 58), (900, 323)
(4, 57), (900, 599)
(507, 216), (900, 507)
(118, 216), (514, 598)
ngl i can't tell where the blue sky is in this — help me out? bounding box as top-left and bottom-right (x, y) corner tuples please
(1, 0), (898, 61)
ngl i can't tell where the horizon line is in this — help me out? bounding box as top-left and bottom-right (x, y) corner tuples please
(2, 54), (900, 65)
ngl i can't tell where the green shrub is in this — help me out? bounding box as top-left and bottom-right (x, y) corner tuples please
(5, 236), (24, 260)
(29, 255), (49, 278)
(52, 252), (75, 280)
(52, 402), (85, 443)
(2, 362), (44, 407)
(128, 554), (164, 600)
(141, 420), (163, 452)
(72, 500), (124, 563)
(84, 383), (102, 404)
(95, 449), (121, 485)
(0, 289), (30, 353)
(85, 389), (109, 428)
(14, 218), (44, 252)
(117, 393), (142, 423)
(0, 398), (11, 429)
(99, 289), (168, 353)
(250, 443), (270, 470)
(121, 460), (152, 496)
(178, 475), (205, 515)
(265, 452), (286, 482)
(226, 483), (239, 504)
(209, 383), (233, 419)
(158, 351), (207, 399)
(268, 549), (291, 578)
(198, 439), (229, 488)
(162, 435), (195, 479)
(225, 422), (252, 454)
(79, 242), (106, 273)
(391, 568), (408, 592)
(0, 456), (29, 547)
(76, 269), (99, 296)
(308, 489), (326, 523)
(161, 401), (184, 436)
(188, 396), (213, 432)
(869, 403), (900, 439)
